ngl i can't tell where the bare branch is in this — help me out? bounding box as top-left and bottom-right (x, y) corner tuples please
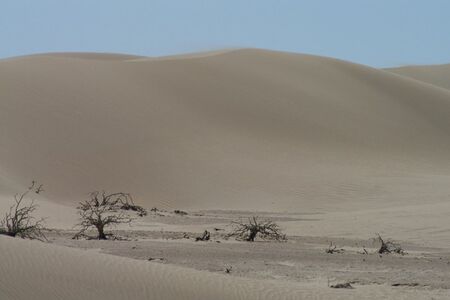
(227, 216), (286, 242)
(73, 191), (146, 240)
(377, 234), (405, 255)
(325, 242), (344, 254)
(0, 181), (47, 241)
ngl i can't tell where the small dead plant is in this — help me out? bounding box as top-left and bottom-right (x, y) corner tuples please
(228, 216), (286, 242)
(377, 234), (405, 255)
(330, 282), (353, 289)
(195, 230), (210, 241)
(325, 242), (344, 254)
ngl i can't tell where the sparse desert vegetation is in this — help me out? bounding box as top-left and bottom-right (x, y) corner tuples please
(73, 191), (146, 240)
(30, 208), (450, 298)
(2, 186), (450, 299)
(0, 181), (46, 241)
(228, 216), (286, 242)
(377, 234), (406, 255)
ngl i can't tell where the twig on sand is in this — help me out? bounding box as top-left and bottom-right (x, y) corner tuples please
(330, 282), (354, 289)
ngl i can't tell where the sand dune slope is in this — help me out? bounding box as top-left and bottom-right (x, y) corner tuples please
(387, 64), (450, 91)
(0, 236), (302, 300)
(3, 236), (449, 300)
(1, 49), (450, 211)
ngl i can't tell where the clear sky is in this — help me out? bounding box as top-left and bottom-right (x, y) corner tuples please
(1, 0), (449, 67)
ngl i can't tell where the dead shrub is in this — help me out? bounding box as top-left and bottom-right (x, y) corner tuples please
(73, 191), (146, 240)
(377, 234), (405, 255)
(228, 216), (286, 242)
(0, 181), (46, 241)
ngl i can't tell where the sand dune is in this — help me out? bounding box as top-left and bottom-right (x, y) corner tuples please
(387, 63), (450, 91)
(1, 49), (450, 212)
(2, 49), (450, 300)
(4, 52), (145, 62)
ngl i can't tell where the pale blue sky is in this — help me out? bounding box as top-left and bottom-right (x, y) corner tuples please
(1, 0), (449, 67)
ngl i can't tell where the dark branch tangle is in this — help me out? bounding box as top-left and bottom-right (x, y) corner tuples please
(73, 191), (146, 240)
(228, 216), (286, 242)
(0, 181), (47, 241)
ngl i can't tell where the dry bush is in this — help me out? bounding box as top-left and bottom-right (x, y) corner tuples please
(73, 191), (146, 240)
(330, 282), (353, 289)
(173, 209), (188, 216)
(228, 216), (286, 242)
(377, 234), (405, 255)
(195, 230), (210, 241)
(325, 242), (344, 254)
(120, 201), (147, 217)
(0, 181), (46, 241)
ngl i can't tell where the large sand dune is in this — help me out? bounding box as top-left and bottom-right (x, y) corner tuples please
(2, 49), (450, 300)
(1, 49), (450, 212)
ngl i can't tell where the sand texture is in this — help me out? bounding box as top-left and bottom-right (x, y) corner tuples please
(1, 49), (450, 211)
(1, 49), (450, 299)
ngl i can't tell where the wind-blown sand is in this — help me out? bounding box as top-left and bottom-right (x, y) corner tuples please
(1, 49), (450, 299)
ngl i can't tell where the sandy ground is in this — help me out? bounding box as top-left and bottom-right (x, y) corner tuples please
(2, 49), (450, 299)
(48, 210), (450, 290)
(2, 208), (450, 299)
